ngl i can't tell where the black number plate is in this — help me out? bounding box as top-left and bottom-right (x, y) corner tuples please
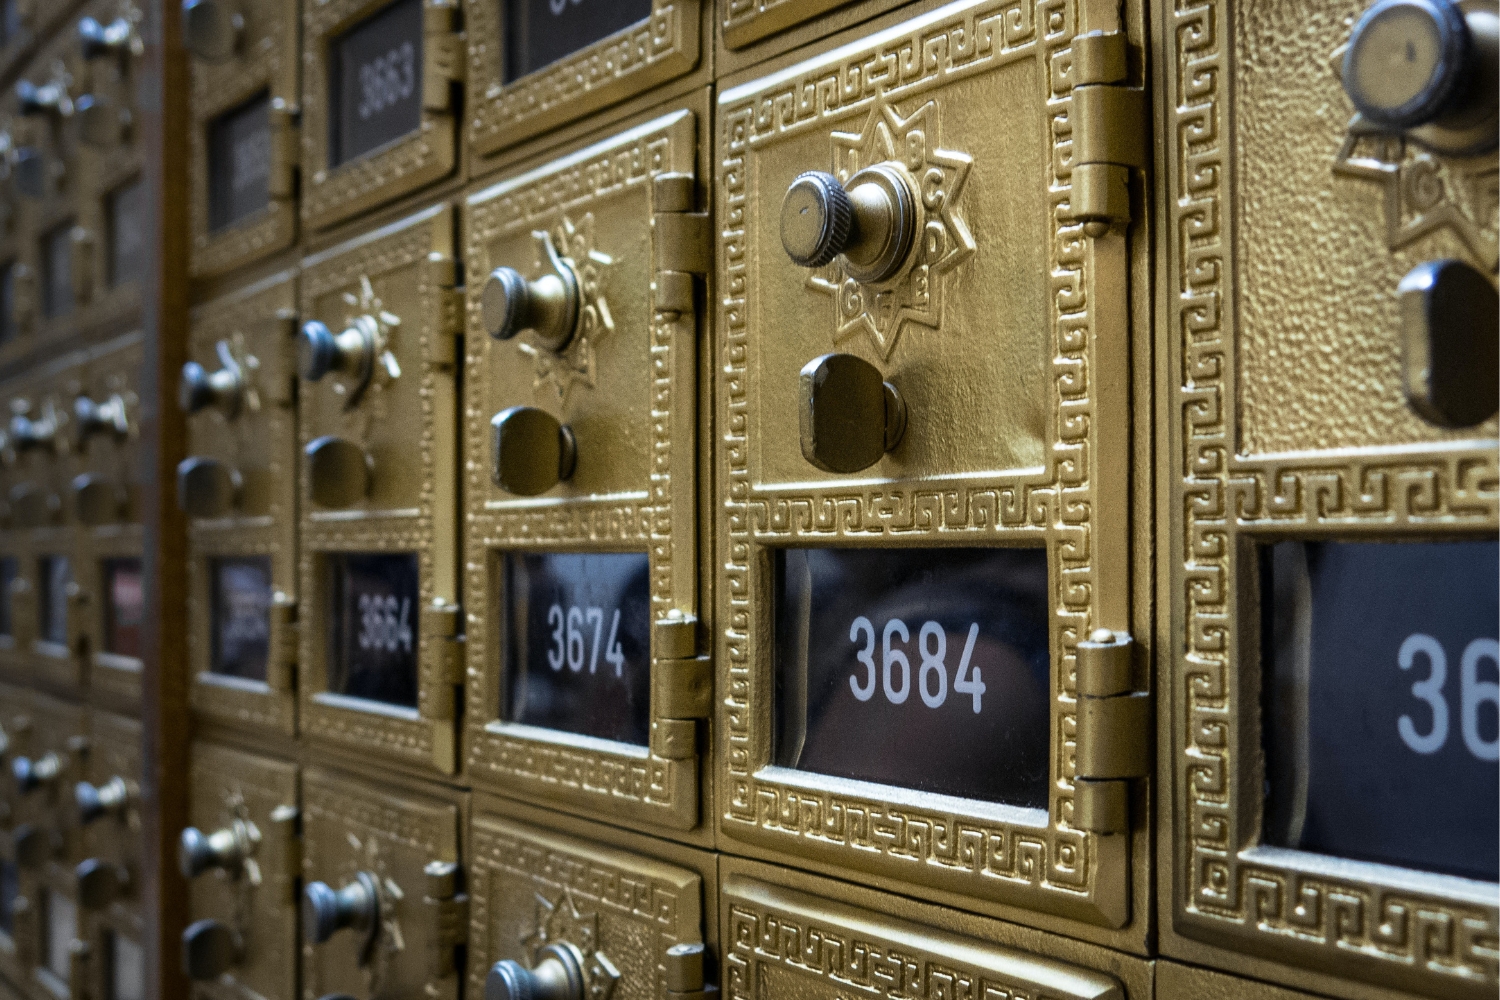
(210, 556), (272, 681)
(501, 0), (651, 83)
(504, 551), (651, 746)
(774, 547), (1051, 807)
(327, 552), (420, 708)
(330, 0), (423, 167)
(208, 92), (271, 232)
(37, 555), (70, 647)
(102, 558), (143, 658)
(1262, 539), (1499, 881)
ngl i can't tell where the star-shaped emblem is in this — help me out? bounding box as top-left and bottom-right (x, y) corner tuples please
(332, 275), (402, 441)
(807, 94), (975, 358)
(521, 889), (619, 1000)
(339, 830), (405, 992)
(1329, 39), (1499, 269)
(517, 213), (615, 405)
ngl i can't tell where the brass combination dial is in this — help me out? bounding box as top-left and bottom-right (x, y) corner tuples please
(780, 166), (917, 284)
(485, 943), (587, 1000)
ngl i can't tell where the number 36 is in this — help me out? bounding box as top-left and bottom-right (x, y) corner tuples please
(1398, 633), (1498, 762)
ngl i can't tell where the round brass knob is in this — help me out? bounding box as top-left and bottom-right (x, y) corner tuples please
(485, 943), (586, 1000)
(298, 319), (375, 385)
(15, 80), (69, 118)
(1399, 258), (1499, 428)
(780, 166), (917, 284)
(76, 858), (129, 910)
(13, 752), (60, 794)
(181, 0), (243, 63)
(182, 919), (241, 981)
(304, 435), (371, 509)
(302, 873), (378, 946)
(175, 456), (240, 518)
(178, 354), (242, 416)
(798, 353), (907, 474)
(481, 264), (579, 350)
(73, 394), (129, 449)
(12, 823), (51, 868)
(178, 823), (250, 879)
(490, 406), (576, 497)
(77, 16), (137, 60)
(75, 776), (129, 824)
(71, 472), (120, 526)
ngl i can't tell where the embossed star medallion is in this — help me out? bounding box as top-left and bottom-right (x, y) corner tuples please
(808, 94), (975, 358)
(337, 275), (402, 439)
(519, 213), (615, 405)
(336, 831), (404, 991)
(1329, 41), (1499, 269)
(522, 889), (620, 1000)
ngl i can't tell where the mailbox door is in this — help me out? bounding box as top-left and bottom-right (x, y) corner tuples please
(300, 0), (461, 230)
(462, 0), (703, 159)
(189, 0), (300, 277)
(719, 855), (1151, 1000)
(468, 803), (713, 1000)
(1160, 2), (1499, 998)
(463, 99), (710, 836)
(185, 272), (299, 737)
(0, 683), (36, 989)
(185, 741), (299, 1000)
(298, 203), (461, 775)
(715, 0), (1148, 938)
(78, 333), (142, 710)
(301, 765), (462, 1000)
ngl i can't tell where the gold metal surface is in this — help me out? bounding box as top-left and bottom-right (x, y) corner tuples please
(298, 203), (461, 775)
(462, 97), (710, 836)
(184, 271), (299, 737)
(718, 0), (856, 51)
(716, 0), (1145, 939)
(300, 0), (461, 230)
(74, 707), (139, 976)
(188, 0), (300, 276)
(1156, 962), (1323, 1000)
(1158, 1), (1499, 997)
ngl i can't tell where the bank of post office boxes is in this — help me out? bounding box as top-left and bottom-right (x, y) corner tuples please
(185, 0), (299, 277)
(296, 204), (461, 776)
(461, 96), (712, 839)
(1157, 1), (1498, 998)
(299, 764), (465, 999)
(75, 332), (142, 708)
(462, 0), (703, 163)
(466, 796), (716, 1000)
(713, 0), (1149, 944)
(300, 0), (461, 230)
(181, 271), (299, 736)
(178, 741), (298, 997)
(720, 855), (1151, 1000)
(72, 708), (139, 1000)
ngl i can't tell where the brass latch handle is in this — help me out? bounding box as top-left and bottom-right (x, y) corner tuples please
(178, 342), (244, 417)
(13, 751), (61, 794)
(178, 819), (258, 878)
(76, 857), (131, 910)
(175, 456), (241, 518)
(780, 166), (916, 284)
(485, 942), (586, 1000)
(303, 871), (380, 947)
(798, 353), (907, 474)
(11, 823), (53, 868)
(481, 238), (580, 350)
(73, 393), (129, 449)
(72, 471), (123, 525)
(75, 775), (130, 824)
(304, 435), (372, 509)
(298, 318), (376, 387)
(490, 406), (576, 496)
(182, 919), (243, 980)
(180, 0), (244, 63)
(77, 15), (142, 60)
(1398, 258), (1499, 428)
(15, 79), (72, 118)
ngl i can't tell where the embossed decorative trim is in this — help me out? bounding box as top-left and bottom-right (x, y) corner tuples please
(720, 0), (854, 50)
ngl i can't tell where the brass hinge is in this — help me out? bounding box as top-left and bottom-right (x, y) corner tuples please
(1073, 629), (1149, 834)
(653, 173), (710, 315)
(665, 942), (720, 999)
(266, 593), (298, 693)
(423, 0), (465, 110)
(1069, 30), (1145, 234)
(267, 803), (301, 903)
(423, 860), (469, 979)
(425, 254), (464, 368)
(268, 98), (298, 200)
(420, 601), (463, 722)
(651, 614), (706, 759)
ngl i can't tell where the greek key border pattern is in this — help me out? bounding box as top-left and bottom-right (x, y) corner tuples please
(1167, 0), (1500, 991)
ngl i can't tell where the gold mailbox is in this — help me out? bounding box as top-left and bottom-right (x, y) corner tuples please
(76, 332), (142, 709)
(714, 0), (1149, 942)
(720, 855), (1152, 1000)
(462, 98), (712, 838)
(1159, 1), (1498, 998)
(179, 741), (299, 998)
(300, 764), (465, 999)
(297, 204), (461, 776)
(300, 0), (461, 230)
(186, 0), (300, 277)
(72, 707), (139, 1000)
(462, 0), (704, 161)
(467, 796), (717, 1000)
(183, 271), (299, 737)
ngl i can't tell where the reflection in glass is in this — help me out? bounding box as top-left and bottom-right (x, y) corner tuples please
(38, 556), (71, 646)
(103, 558), (144, 657)
(326, 552), (420, 708)
(107, 932), (145, 1000)
(775, 547), (1051, 807)
(210, 557), (272, 681)
(1262, 539), (1499, 882)
(503, 551), (651, 746)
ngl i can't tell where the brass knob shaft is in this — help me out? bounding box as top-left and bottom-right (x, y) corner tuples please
(178, 346), (243, 416)
(781, 166), (917, 284)
(490, 406), (576, 497)
(298, 318), (375, 385)
(77, 16), (139, 59)
(303, 872), (379, 945)
(73, 394), (129, 448)
(13, 752), (60, 793)
(181, 0), (243, 63)
(485, 943), (586, 1000)
(176, 456), (240, 518)
(15, 80), (70, 117)
(798, 353), (907, 474)
(481, 261), (579, 350)
(1399, 258), (1499, 428)
(182, 919), (241, 980)
(9, 411), (55, 452)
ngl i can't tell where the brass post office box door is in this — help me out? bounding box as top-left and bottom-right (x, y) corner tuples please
(298, 203), (462, 775)
(184, 271), (299, 736)
(300, 0), (461, 230)
(74, 710), (137, 932)
(716, 0), (1146, 935)
(301, 765), (462, 1000)
(0, 683), (36, 986)
(78, 333), (143, 709)
(182, 742), (298, 1000)
(1160, 1), (1498, 997)
(463, 102), (709, 835)
(189, 0), (300, 277)
(468, 811), (708, 999)
(462, 0), (703, 159)
(720, 857), (1149, 1000)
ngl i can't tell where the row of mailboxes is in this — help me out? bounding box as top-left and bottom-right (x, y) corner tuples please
(0, 332), (143, 707)
(0, 684), (144, 1000)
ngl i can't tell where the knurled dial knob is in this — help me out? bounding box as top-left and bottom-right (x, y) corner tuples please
(481, 258), (579, 351)
(780, 166), (916, 284)
(1343, 0), (1497, 129)
(179, 346), (243, 416)
(74, 394), (129, 449)
(181, 0), (243, 63)
(485, 943), (586, 1000)
(75, 776), (130, 824)
(298, 318), (377, 385)
(780, 171), (853, 269)
(13, 752), (60, 794)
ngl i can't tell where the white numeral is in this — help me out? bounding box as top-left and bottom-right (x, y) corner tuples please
(849, 616), (875, 701)
(356, 592), (412, 655)
(546, 603), (631, 680)
(1398, 632), (1497, 762)
(953, 623), (984, 713)
(1461, 638), (1499, 762)
(357, 40), (415, 120)
(849, 618), (984, 713)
